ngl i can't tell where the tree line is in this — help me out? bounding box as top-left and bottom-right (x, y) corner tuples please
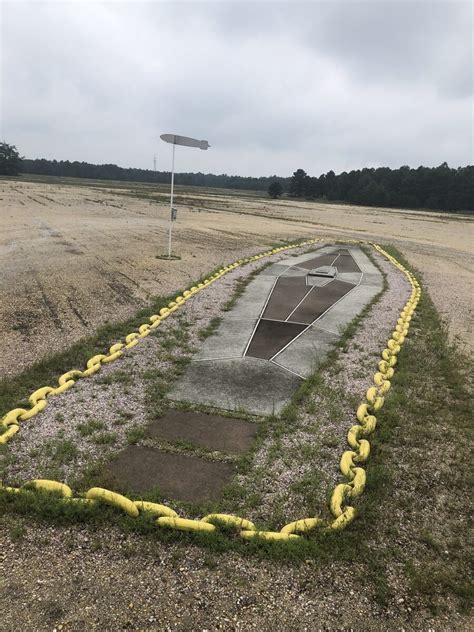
(19, 156), (280, 191)
(0, 142), (472, 212)
(279, 165), (473, 212)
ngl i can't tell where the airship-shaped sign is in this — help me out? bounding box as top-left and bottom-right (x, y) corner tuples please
(160, 134), (210, 150)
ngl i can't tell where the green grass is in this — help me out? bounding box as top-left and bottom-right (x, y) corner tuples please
(76, 419), (105, 437)
(126, 426), (146, 445)
(92, 432), (117, 446)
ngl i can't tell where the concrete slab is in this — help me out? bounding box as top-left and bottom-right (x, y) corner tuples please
(195, 318), (257, 360)
(222, 299), (264, 322)
(274, 326), (338, 378)
(336, 272), (362, 285)
(306, 276), (333, 287)
(334, 253), (361, 273)
(169, 357), (303, 416)
(104, 446), (234, 502)
(277, 246), (333, 266)
(298, 254), (339, 270)
(169, 245), (382, 416)
(147, 409), (258, 454)
(260, 263), (292, 276)
(348, 247), (380, 275)
(361, 272), (384, 288)
(277, 267), (309, 278)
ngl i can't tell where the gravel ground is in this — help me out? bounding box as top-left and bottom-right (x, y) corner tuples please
(0, 520), (470, 632)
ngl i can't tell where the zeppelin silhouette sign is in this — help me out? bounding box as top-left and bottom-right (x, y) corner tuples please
(160, 134), (210, 151)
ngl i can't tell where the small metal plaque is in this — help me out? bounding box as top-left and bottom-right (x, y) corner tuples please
(307, 265), (336, 278)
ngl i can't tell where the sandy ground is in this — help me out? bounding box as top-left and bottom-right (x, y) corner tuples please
(1, 180), (472, 630)
(0, 178), (472, 378)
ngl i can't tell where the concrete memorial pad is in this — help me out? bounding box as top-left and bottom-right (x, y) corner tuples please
(147, 409), (258, 454)
(169, 244), (383, 415)
(104, 445), (234, 502)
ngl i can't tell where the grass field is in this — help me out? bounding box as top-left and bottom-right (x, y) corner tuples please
(0, 175), (472, 629)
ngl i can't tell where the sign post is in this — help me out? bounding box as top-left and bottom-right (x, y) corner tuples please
(160, 133), (210, 259)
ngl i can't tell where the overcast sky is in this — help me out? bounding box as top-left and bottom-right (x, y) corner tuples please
(1, 0), (472, 177)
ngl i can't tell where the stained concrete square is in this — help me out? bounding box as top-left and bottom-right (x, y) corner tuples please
(104, 445), (234, 502)
(298, 254), (338, 270)
(246, 319), (307, 360)
(147, 409), (258, 454)
(335, 254), (361, 273)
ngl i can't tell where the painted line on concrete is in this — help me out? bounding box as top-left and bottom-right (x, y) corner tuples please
(192, 355), (244, 363)
(284, 285), (315, 323)
(336, 279), (358, 287)
(308, 272), (364, 328)
(310, 323), (340, 337)
(270, 359), (305, 380)
(269, 271), (364, 363)
(257, 316), (309, 327)
(268, 323), (313, 362)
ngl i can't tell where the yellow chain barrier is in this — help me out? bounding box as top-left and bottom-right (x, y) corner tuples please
(0, 241), (420, 543)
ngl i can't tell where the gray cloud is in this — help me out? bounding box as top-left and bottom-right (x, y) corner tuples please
(1, 1), (472, 177)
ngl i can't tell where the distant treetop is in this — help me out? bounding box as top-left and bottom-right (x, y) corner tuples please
(0, 142), (23, 176)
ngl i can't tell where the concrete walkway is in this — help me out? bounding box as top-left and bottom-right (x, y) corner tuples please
(169, 245), (382, 416)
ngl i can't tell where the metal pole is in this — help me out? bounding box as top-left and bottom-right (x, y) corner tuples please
(167, 141), (176, 259)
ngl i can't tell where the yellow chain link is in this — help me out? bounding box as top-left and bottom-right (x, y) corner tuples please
(0, 241), (420, 543)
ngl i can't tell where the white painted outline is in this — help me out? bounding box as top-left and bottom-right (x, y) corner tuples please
(270, 359), (305, 380)
(244, 246), (367, 363)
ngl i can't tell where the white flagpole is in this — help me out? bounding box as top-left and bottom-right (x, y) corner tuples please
(167, 140), (176, 260)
